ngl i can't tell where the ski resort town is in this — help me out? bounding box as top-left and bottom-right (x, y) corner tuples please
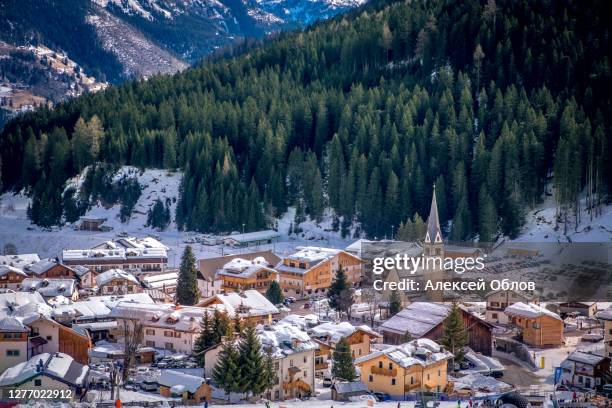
(0, 193), (610, 407)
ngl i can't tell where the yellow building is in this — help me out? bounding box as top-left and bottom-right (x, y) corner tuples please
(276, 247), (362, 299)
(309, 321), (380, 378)
(354, 339), (452, 396)
(216, 256), (278, 293)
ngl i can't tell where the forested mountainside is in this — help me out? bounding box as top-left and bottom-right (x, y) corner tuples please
(0, 0), (363, 82)
(0, 0), (610, 241)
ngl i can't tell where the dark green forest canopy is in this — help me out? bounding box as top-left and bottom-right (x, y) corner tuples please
(1, 0), (610, 239)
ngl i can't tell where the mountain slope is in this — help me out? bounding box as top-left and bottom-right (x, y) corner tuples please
(1, 0), (610, 241)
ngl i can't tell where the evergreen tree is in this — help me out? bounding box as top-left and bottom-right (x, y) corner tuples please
(388, 290), (402, 316)
(328, 265), (353, 317)
(194, 312), (214, 366)
(440, 301), (468, 363)
(478, 185), (498, 243)
(237, 325), (266, 397)
(212, 340), (241, 402)
(331, 338), (356, 381)
(176, 246), (199, 305)
(265, 280), (284, 304)
(211, 309), (232, 344)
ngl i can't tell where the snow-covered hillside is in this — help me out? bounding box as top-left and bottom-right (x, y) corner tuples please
(0, 166), (354, 265)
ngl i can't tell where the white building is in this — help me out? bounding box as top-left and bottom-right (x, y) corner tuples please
(141, 272), (178, 293)
(62, 247), (167, 273)
(197, 289), (279, 324)
(223, 230), (281, 247)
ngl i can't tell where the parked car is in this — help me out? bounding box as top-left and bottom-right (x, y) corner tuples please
(372, 392), (391, 402)
(140, 381), (158, 392)
(322, 377), (333, 387)
(601, 384), (612, 397)
(489, 370), (504, 378)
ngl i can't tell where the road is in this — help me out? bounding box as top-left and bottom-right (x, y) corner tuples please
(495, 356), (550, 389)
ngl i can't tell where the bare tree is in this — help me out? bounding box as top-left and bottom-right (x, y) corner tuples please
(121, 316), (144, 383)
(361, 288), (380, 327)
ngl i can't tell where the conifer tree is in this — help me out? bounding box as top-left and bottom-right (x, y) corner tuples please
(331, 338), (356, 381)
(388, 290), (402, 316)
(194, 312), (214, 366)
(211, 309), (232, 344)
(440, 301), (468, 363)
(265, 280), (284, 304)
(176, 246), (199, 305)
(478, 185), (498, 243)
(212, 339), (241, 402)
(237, 325), (266, 397)
(328, 265), (353, 317)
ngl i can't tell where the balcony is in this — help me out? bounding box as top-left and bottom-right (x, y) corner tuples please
(404, 382), (421, 392)
(315, 362), (328, 370)
(371, 366), (397, 376)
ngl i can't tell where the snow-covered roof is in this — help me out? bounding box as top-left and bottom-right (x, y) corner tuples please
(278, 314), (320, 330)
(286, 246), (342, 263)
(52, 293), (154, 321)
(597, 308), (612, 321)
(223, 230), (280, 243)
(198, 289), (278, 318)
(331, 381), (368, 394)
(21, 278), (76, 298)
(0, 352), (88, 387)
(62, 247), (167, 262)
(71, 265), (91, 277)
(0, 253), (40, 269)
(355, 338), (452, 368)
(504, 302), (562, 321)
(0, 264), (27, 277)
(158, 370), (206, 393)
(96, 269), (140, 287)
(216, 257), (275, 278)
(0, 292), (51, 325)
(309, 321), (380, 343)
(258, 322), (318, 358)
(452, 373), (512, 393)
(24, 258), (60, 275)
(0, 316), (29, 332)
(109, 302), (210, 332)
(379, 302), (451, 336)
(566, 351), (607, 365)
(116, 236), (169, 250)
(141, 272), (178, 289)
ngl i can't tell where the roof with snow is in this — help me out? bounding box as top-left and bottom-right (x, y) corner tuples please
(109, 302), (210, 332)
(0, 292), (52, 325)
(452, 373), (512, 393)
(355, 338), (452, 368)
(278, 314), (320, 330)
(198, 289), (278, 318)
(62, 247), (167, 263)
(258, 322), (318, 358)
(21, 278), (77, 298)
(141, 272), (178, 289)
(198, 250), (281, 281)
(597, 308), (612, 321)
(0, 316), (29, 332)
(309, 321), (380, 343)
(116, 236), (169, 250)
(566, 351), (608, 365)
(331, 381), (368, 394)
(158, 370), (207, 393)
(379, 302), (451, 336)
(71, 265), (92, 277)
(276, 246), (360, 275)
(223, 230), (280, 243)
(96, 269), (140, 287)
(0, 253), (40, 269)
(504, 302), (562, 320)
(0, 352), (88, 387)
(24, 258), (62, 275)
(216, 256), (276, 279)
(0, 264), (27, 277)
(52, 293), (154, 321)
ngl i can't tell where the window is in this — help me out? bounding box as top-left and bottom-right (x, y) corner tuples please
(304, 356), (307, 363)
(164, 342), (174, 350)
(438, 370), (441, 376)
(290, 359), (294, 367)
(378, 361), (383, 368)
(146, 341), (155, 347)
(304, 371), (307, 377)
(368, 375), (373, 382)
(391, 378), (396, 385)
(6, 350), (20, 357)
(492, 313), (498, 319)
(174, 332), (181, 338)
(388, 363), (393, 370)
(34, 379), (42, 386)
(427, 374), (430, 380)
(533, 322), (540, 329)
(145, 329), (155, 335)
(164, 331), (173, 337)
(46, 336), (52, 341)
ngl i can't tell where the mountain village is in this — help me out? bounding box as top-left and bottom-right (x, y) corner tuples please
(0, 190), (610, 407)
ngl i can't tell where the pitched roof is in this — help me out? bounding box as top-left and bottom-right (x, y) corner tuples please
(158, 370), (206, 393)
(355, 338), (452, 368)
(21, 278), (76, 297)
(198, 250), (281, 281)
(258, 322), (318, 358)
(309, 321), (380, 343)
(197, 289), (278, 317)
(379, 302), (451, 336)
(566, 351), (608, 365)
(424, 184), (442, 244)
(331, 381), (368, 394)
(504, 302), (562, 321)
(96, 269), (139, 287)
(0, 264), (27, 277)
(0, 254), (40, 269)
(0, 352), (88, 387)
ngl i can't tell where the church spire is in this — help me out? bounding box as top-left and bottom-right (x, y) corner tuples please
(425, 183), (442, 244)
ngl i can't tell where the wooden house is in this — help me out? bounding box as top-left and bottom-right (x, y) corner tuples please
(505, 302), (564, 347)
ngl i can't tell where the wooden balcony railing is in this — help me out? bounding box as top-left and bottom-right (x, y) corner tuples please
(404, 382), (421, 392)
(315, 362), (328, 370)
(371, 366), (397, 376)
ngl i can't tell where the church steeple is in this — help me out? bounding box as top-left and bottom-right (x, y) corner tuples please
(424, 183), (443, 244)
